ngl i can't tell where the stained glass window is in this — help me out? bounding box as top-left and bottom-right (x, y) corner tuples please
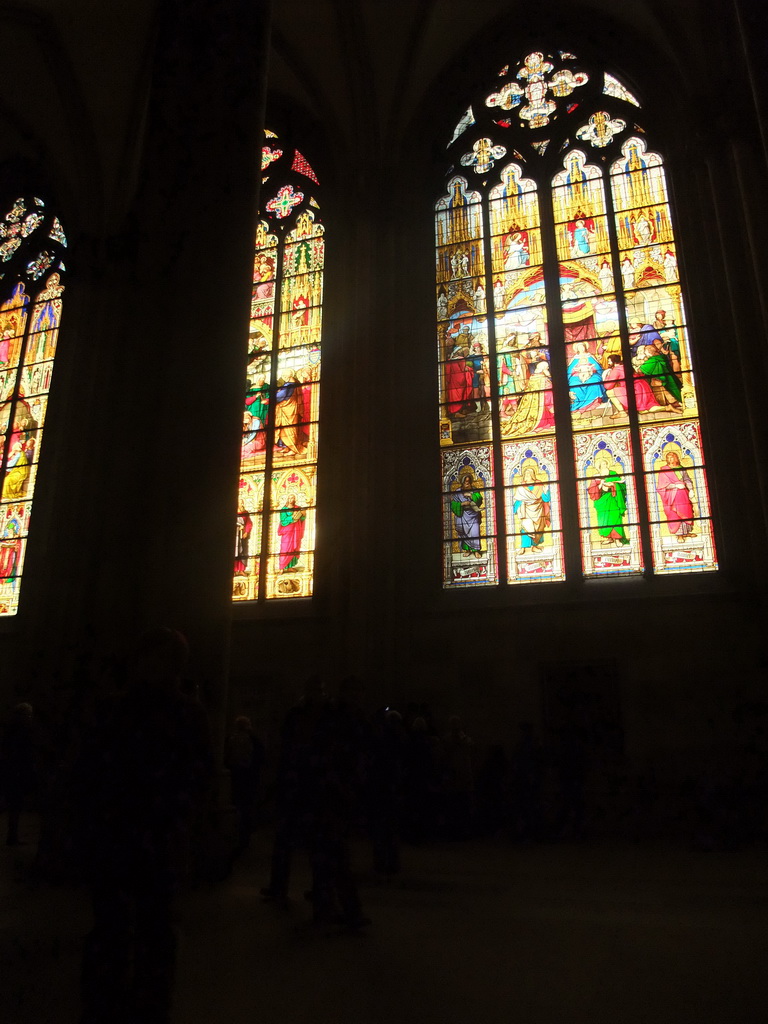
(234, 130), (323, 602)
(437, 51), (717, 588)
(0, 196), (67, 615)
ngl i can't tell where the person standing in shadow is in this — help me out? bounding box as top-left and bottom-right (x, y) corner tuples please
(73, 627), (213, 1024)
(225, 715), (265, 855)
(261, 674), (328, 902)
(1, 701), (36, 846)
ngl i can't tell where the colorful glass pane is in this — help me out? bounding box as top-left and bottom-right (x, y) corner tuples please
(603, 73), (640, 107)
(49, 218), (67, 246)
(291, 150), (320, 184)
(503, 438), (565, 582)
(486, 53), (588, 129)
(0, 196), (65, 615)
(262, 145), (283, 170)
(461, 139), (507, 175)
(442, 446), (498, 587)
(641, 422), (717, 573)
(436, 177), (490, 454)
(235, 132), (323, 602)
(265, 466), (316, 598)
(575, 430), (643, 576)
(437, 54), (716, 587)
(265, 185), (304, 220)
(576, 112), (626, 148)
(449, 107), (476, 147)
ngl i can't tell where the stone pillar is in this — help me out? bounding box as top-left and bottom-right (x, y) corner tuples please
(83, 0), (272, 755)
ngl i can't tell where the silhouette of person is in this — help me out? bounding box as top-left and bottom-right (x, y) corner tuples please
(307, 676), (370, 928)
(1, 701), (35, 845)
(261, 675), (329, 901)
(225, 715), (265, 853)
(74, 627), (213, 1024)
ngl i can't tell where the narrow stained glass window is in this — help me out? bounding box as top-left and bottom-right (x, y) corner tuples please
(436, 51), (717, 588)
(0, 196), (67, 615)
(234, 132), (323, 603)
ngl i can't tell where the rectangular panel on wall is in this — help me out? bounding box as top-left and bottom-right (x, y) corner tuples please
(503, 438), (565, 583)
(641, 421), (717, 573)
(436, 177), (489, 456)
(624, 289), (695, 421)
(265, 466), (316, 599)
(574, 429), (644, 576)
(233, 472), (265, 602)
(441, 445), (498, 587)
(0, 500), (29, 615)
(438, 319), (492, 447)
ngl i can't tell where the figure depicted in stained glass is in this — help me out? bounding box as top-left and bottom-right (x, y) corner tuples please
(503, 223), (530, 269)
(274, 375), (307, 455)
(653, 310), (681, 372)
(445, 335), (474, 417)
(3, 441), (31, 500)
(630, 323), (682, 408)
(438, 54), (716, 586)
(663, 249), (677, 283)
(0, 329), (13, 367)
(278, 494), (306, 571)
(568, 343), (608, 413)
(451, 471), (483, 557)
(620, 256), (634, 290)
(501, 354), (554, 437)
(598, 259), (613, 294)
(248, 332), (270, 376)
(656, 449), (697, 542)
(1, 395), (37, 500)
(567, 212), (596, 256)
(468, 340), (490, 412)
(602, 354), (628, 416)
(498, 332), (529, 397)
(235, 507), (253, 575)
(243, 373), (269, 456)
(587, 451), (630, 547)
(254, 252), (275, 296)
(512, 463), (551, 552)
(0, 513), (21, 583)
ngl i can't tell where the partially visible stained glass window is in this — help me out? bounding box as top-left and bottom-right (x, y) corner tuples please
(234, 133), (323, 602)
(0, 196), (67, 615)
(437, 51), (716, 589)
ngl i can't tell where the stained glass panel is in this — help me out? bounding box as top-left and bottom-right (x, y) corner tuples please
(234, 473), (265, 601)
(603, 73), (640, 107)
(442, 447), (498, 587)
(437, 177), (491, 457)
(503, 438), (565, 582)
(641, 423), (717, 573)
(234, 132), (323, 602)
(437, 54), (717, 588)
(265, 467), (316, 599)
(0, 194), (65, 615)
(575, 430), (643, 576)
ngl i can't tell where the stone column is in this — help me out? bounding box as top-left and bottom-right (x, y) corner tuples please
(84, 0), (272, 756)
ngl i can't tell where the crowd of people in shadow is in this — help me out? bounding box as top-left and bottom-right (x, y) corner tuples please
(2, 644), (768, 1021)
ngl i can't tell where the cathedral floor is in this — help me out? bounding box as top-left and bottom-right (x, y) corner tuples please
(2, 818), (766, 1024)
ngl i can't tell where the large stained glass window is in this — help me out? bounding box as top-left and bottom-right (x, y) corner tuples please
(234, 131), (323, 602)
(438, 51), (717, 587)
(0, 196), (67, 614)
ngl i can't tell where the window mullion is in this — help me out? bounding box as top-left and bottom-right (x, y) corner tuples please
(481, 184), (509, 585)
(257, 225), (284, 602)
(603, 171), (655, 573)
(539, 178), (582, 579)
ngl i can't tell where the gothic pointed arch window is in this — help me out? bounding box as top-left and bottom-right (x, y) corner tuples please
(234, 130), (323, 602)
(437, 51), (717, 587)
(0, 196), (66, 615)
